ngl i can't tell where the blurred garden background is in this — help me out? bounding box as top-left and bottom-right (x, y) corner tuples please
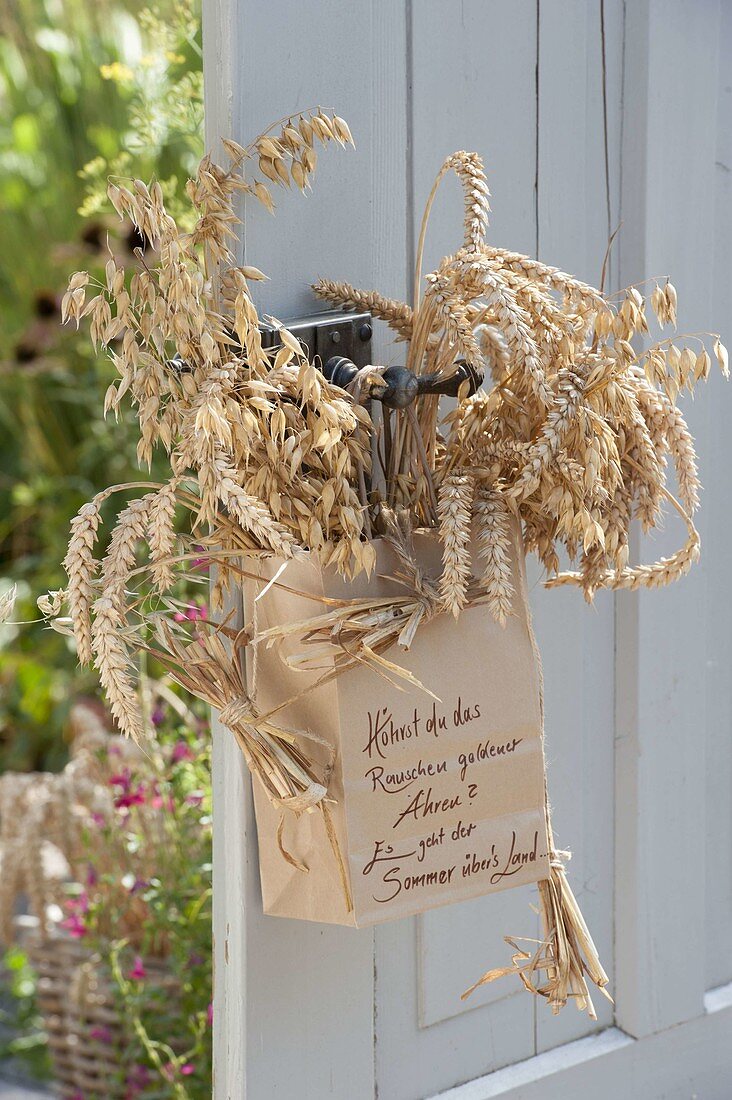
(0, 1), (212, 1094)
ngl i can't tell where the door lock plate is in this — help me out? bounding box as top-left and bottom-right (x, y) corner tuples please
(260, 310), (373, 368)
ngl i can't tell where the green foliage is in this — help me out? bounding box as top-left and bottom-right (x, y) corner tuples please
(1, 707), (212, 1094)
(0, 945), (51, 1081)
(0, 325), (156, 768)
(0, 2), (210, 1087)
(78, 0), (203, 226)
(0, 0), (203, 343)
(76, 710), (213, 1097)
(0, 0), (203, 770)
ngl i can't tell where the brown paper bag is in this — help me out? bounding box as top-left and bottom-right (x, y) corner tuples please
(247, 522), (550, 928)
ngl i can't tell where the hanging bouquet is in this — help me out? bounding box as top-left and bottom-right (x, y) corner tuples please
(38, 109), (726, 1015)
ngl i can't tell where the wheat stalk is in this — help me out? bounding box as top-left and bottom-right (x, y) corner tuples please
(63, 501), (102, 666)
(474, 486), (515, 624)
(437, 471), (474, 617)
(312, 279), (413, 339)
(91, 597), (144, 743)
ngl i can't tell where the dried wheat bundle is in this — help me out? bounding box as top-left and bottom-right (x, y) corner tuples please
(50, 127), (726, 736)
(317, 148), (727, 604)
(42, 119), (726, 1016)
(48, 110), (371, 724)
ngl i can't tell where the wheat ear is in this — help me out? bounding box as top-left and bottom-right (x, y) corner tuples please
(101, 495), (155, 610)
(211, 454), (301, 558)
(148, 479), (179, 592)
(91, 596), (144, 743)
(474, 487), (515, 624)
(438, 471), (474, 617)
(312, 279), (413, 339)
(450, 253), (551, 404)
(63, 501), (101, 666)
(547, 489), (700, 591)
(511, 370), (584, 500)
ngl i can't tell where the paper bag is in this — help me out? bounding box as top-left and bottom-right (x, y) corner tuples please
(247, 523), (550, 928)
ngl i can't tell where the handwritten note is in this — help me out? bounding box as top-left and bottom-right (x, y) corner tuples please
(340, 673), (550, 924)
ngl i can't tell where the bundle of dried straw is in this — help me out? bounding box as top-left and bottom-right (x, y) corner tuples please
(40, 110), (725, 1016)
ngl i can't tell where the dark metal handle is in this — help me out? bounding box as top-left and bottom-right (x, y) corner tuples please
(322, 356), (482, 408)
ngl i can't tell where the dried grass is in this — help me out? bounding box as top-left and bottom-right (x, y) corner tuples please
(48, 105), (726, 801)
(42, 116), (728, 1016)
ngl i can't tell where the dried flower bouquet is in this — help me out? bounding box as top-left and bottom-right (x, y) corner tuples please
(41, 109), (726, 1016)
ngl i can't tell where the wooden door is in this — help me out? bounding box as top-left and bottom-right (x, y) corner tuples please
(207, 2), (732, 1097)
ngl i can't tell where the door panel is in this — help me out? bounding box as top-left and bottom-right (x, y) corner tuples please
(410, 1), (539, 269)
(705, 0), (732, 992)
(532, 1), (620, 1049)
(419, 889), (536, 1026)
(376, 8), (540, 1095)
(207, 2), (405, 1096)
(376, 7), (619, 1088)
(207, 1), (731, 1097)
(375, 916), (536, 1100)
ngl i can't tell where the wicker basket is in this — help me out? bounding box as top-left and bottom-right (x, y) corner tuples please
(23, 927), (174, 1099)
(24, 930), (127, 1098)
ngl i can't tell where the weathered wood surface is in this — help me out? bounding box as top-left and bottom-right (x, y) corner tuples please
(615, 0), (724, 1040)
(206, 1), (731, 1096)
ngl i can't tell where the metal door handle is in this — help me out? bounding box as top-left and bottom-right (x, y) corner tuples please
(322, 356), (482, 408)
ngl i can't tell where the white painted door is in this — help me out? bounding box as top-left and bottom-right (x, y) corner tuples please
(206, 2), (732, 1097)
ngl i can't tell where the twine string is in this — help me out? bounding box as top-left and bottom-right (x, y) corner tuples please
(461, 523), (611, 1016)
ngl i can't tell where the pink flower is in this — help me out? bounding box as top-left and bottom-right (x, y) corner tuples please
(207, 1002), (214, 1026)
(151, 704), (166, 726)
(125, 1063), (151, 1094)
(162, 1061), (195, 1080)
(61, 891), (90, 937)
(86, 864), (98, 887)
(110, 766), (148, 809)
(128, 956), (147, 981)
(191, 547), (210, 572)
(90, 1025), (113, 1043)
(174, 602), (208, 623)
(75, 891), (89, 912)
(61, 914), (87, 939)
(172, 740), (194, 763)
(148, 779), (163, 808)
(114, 783), (147, 809)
